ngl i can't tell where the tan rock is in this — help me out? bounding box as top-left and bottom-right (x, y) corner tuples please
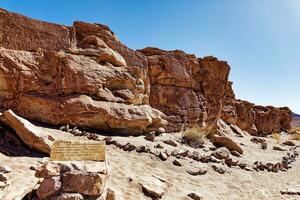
(139, 176), (167, 199)
(210, 135), (243, 154)
(0, 110), (53, 154)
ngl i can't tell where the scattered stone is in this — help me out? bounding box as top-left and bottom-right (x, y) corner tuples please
(37, 176), (61, 200)
(273, 146), (286, 151)
(261, 142), (267, 150)
(178, 149), (189, 157)
(230, 151), (241, 157)
(122, 143), (136, 152)
(136, 145), (149, 153)
(280, 189), (300, 196)
(238, 163), (247, 169)
(139, 176), (166, 199)
(173, 159), (182, 167)
(209, 146), (217, 151)
(211, 164), (227, 174)
(225, 158), (239, 167)
(283, 140), (296, 146)
(104, 137), (117, 145)
(187, 192), (202, 200)
(157, 127), (166, 134)
(186, 167), (207, 176)
(0, 165), (12, 173)
(106, 188), (121, 200)
(145, 132), (155, 142)
(210, 135), (243, 154)
(250, 137), (266, 144)
(154, 144), (164, 149)
(210, 156), (222, 163)
(159, 152), (168, 161)
(0, 173), (9, 182)
(187, 138), (205, 149)
(163, 140), (177, 147)
(211, 147), (230, 160)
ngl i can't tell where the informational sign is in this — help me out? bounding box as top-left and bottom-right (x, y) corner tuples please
(50, 140), (106, 161)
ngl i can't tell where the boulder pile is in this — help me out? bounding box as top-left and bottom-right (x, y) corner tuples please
(34, 161), (109, 200)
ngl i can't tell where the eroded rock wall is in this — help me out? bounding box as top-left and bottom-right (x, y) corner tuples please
(221, 83), (292, 135)
(0, 8), (292, 135)
(0, 8), (166, 135)
(139, 48), (230, 132)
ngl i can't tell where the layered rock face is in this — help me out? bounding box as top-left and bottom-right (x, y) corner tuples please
(221, 83), (292, 135)
(0, 8), (165, 135)
(139, 48), (230, 132)
(0, 8), (292, 135)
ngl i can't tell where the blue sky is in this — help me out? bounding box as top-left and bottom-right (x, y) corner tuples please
(1, 0), (299, 113)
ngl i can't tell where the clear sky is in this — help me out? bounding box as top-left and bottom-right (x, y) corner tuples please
(1, 0), (299, 113)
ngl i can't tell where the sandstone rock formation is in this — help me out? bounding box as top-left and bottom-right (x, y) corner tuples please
(0, 8), (292, 135)
(139, 48), (230, 132)
(0, 8), (166, 135)
(221, 83), (292, 135)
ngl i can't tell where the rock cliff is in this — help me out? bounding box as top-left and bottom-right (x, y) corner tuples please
(0, 8), (292, 135)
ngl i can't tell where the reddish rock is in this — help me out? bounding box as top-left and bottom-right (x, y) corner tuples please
(36, 176), (61, 200)
(139, 48), (230, 132)
(0, 8), (166, 135)
(62, 171), (107, 195)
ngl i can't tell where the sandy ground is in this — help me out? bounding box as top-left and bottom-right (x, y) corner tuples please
(106, 133), (300, 200)
(0, 131), (299, 200)
(0, 154), (41, 200)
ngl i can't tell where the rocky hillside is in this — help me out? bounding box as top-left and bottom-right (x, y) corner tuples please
(0, 8), (292, 135)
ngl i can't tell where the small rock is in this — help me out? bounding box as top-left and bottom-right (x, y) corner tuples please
(210, 156), (222, 163)
(136, 145), (148, 153)
(211, 164), (227, 174)
(178, 149), (189, 157)
(225, 158), (239, 167)
(250, 137), (266, 144)
(154, 144), (164, 149)
(238, 163), (247, 169)
(157, 127), (165, 134)
(261, 142), (267, 150)
(106, 188), (122, 200)
(187, 192), (202, 200)
(230, 151), (241, 157)
(187, 138), (205, 148)
(163, 140), (177, 147)
(0, 173), (9, 182)
(186, 167), (207, 176)
(122, 143), (136, 152)
(145, 132), (155, 142)
(273, 146), (286, 151)
(0, 165), (12, 173)
(37, 176), (61, 200)
(211, 147), (230, 160)
(139, 176), (166, 199)
(173, 159), (182, 167)
(283, 140), (296, 146)
(159, 152), (168, 161)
